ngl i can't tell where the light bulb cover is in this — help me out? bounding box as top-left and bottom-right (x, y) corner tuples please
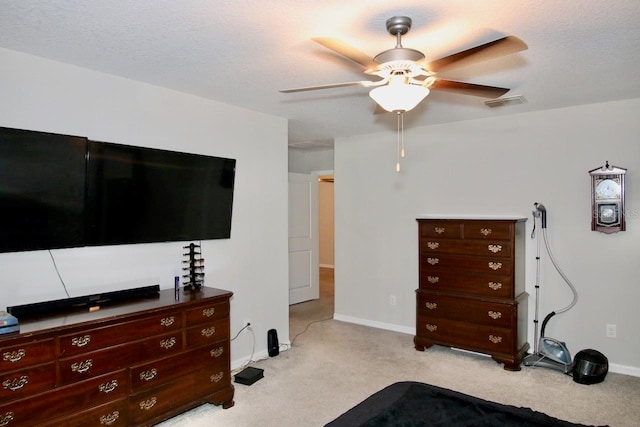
(369, 84), (429, 112)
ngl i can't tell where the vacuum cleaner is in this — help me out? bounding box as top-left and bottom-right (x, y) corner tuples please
(523, 203), (609, 384)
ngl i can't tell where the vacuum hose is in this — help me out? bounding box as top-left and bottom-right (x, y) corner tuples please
(533, 202), (578, 336)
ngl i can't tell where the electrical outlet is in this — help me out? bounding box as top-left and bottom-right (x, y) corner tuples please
(606, 324), (616, 338)
(389, 295), (397, 306)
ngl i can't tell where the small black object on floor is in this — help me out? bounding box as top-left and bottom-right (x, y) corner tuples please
(234, 367), (264, 386)
(268, 328), (279, 357)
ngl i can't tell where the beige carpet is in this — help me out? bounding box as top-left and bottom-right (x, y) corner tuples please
(159, 269), (640, 427)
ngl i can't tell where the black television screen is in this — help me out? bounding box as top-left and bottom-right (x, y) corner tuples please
(0, 127), (236, 254)
(86, 141), (235, 245)
(0, 127), (87, 253)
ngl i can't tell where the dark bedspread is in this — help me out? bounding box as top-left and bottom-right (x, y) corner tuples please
(325, 381), (607, 427)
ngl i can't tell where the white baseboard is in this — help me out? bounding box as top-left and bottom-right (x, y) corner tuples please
(230, 341), (292, 372)
(608, 363), (640, 377)
(332, 313), (640, 378)
(333, 313), (414, 335)
(231, 349), (269, 371)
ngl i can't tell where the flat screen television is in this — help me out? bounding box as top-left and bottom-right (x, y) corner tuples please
(0, 127), (236, 253)
(86, 141), (236, 245)
(0, 127), (88, 253)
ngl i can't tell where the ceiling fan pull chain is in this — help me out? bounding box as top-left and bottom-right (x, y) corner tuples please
(401, 112), (405, 159)
(396, 112), (401, 172)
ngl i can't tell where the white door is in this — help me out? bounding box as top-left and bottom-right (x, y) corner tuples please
(288, 173), (319, 305)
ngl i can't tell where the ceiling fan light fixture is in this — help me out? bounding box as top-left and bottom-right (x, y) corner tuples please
(369, 83), (429, 113)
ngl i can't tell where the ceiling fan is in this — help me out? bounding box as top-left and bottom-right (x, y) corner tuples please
(281, 16), (528, 113)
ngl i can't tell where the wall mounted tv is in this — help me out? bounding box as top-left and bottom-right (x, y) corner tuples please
(0, 127), (236, 253)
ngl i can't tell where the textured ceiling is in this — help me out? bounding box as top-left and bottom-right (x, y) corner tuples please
(1, 1), (639, 149)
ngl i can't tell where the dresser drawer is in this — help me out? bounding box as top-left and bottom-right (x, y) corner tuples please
(417, 316), (513, 354)
(419, 270), (513, 298)
(131, 342), (229, 393)
(0, 369), (127, 427)
(130, 364), (230, 425)
(417, 291), (515, 328)
(59, 312), (183, 357)
(419, 221), (462, 239)
(186, 301), (230, 326)
(462, 221), (513, 240)
(0, 362), (55, 401)
(39, 398), (129, 427)
(421, 253), (513, 275)
(59, 344), (133, 385)
(186, 318), (230, 348)
(420, 238), (512, 257)
(59, 331), (183, 385)
(0, 339), (54, 373)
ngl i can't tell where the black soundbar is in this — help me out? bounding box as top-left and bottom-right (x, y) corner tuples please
(7, 284), (160, 320)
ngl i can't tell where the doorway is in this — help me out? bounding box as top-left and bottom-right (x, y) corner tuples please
(317, 173), (335, 308)
(289, 172), (334, 338)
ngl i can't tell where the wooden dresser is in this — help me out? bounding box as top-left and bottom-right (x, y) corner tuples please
(415, 218), (529, 371)
(0, 287), (234, 426)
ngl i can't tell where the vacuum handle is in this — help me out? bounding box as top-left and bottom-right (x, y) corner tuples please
(534, 202), (547, 228)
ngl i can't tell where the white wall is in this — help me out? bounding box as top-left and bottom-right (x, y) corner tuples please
(288, 147), (334, 173)
(334, 99), (640, 374)
(0, 47), (290, 367)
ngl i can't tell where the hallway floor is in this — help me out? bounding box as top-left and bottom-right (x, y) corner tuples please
(289, 267), (334, 340)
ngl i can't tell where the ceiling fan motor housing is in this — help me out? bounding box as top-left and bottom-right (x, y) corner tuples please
(374, 48), (425, 64)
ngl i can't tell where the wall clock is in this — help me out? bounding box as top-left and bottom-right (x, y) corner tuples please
(589, 162), (626, 233)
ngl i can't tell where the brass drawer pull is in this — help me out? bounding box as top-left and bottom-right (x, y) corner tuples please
(488, 262), (502, 270)
(140, 397), (157, 411)
(160, 316), (175, 327)
(425, 324), (438, 332)
(488, 311), (502, 320)
(488, 244), (502, 253)
(480, 228), (492, 236)
(489, 335), (503, 344)
(210, 372), (224, 383)
(0, 412), (14, 427)
(71, 359), (93, 373)
(98, 379), (118, 394)
(203, 308), (215, 317)
(425, 302), (437, 310)
(210, 347), (224, 358)
(427, 257), (439, 265)
(202, 327), (216, 338)
(160, 337), (176, 349)
(140, 368), (158, 381)
(99, 411), (120, 426)
(427, 241), (439, 249)
(488, 281), (503, 290)
(71, 335), (91, 347)
(2, 375), (28, 391)
(2, 349), (25, 363)
(434, 227), (445, 234)
(427, 276), (439, 284)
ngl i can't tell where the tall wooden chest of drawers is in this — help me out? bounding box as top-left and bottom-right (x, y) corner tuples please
(0, 287), (234, 426)
(415, 218), (529, 371)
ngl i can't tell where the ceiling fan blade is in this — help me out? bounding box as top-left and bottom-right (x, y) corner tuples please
(431, 79), (510, 98)
(280, 80), (377, 93)
(427, 36), (527, 73)
(312, 37), (379, 69)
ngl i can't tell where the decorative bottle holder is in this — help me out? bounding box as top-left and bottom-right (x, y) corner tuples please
(182, 243), (204, 291)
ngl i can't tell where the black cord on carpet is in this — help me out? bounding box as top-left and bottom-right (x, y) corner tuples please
(290, 316), (333, 345)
